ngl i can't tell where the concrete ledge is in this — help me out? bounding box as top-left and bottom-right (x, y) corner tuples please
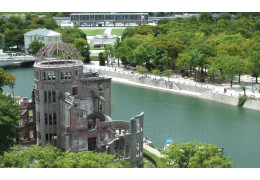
(243, 99), (260, 111)
(200, 91), (239, 106)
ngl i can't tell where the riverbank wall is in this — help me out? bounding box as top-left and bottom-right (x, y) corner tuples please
(84, 67), (260, 111)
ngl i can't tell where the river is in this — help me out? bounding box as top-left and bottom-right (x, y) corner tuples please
(2, 65), (260, 168)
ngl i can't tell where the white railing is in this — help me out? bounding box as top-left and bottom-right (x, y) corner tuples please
(0, 56), (35, 62)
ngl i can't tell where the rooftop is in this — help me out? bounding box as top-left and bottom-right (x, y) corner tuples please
(24, 28), (61, 36)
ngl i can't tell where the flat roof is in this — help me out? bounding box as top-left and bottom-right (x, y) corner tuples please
(71, 13), (149, 16)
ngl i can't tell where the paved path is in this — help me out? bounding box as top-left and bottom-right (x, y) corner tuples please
(143, 143), (165, 158)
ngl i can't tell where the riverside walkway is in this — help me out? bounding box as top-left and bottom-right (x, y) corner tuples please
(84, 61), (260, 99)
(143, 143), (164, 158)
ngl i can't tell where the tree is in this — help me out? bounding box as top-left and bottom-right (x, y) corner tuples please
(160, 141), (233, 168)
(136, 67), (147, 77)
(133, 44), (151, 69)
(28, 40), (45, 55)
(185, 49), (204, 81)
(152, 69), (161, 79)
(121, 27), (135, 40)
(98, 52), (105, 66)
(221, 55), (242, 87)
(57, 28), (86, 44)
(3, 73), (16, 96)
(73, 38), (90, 63)
(0, 68), (16, 92)
(240, 81), (247, 96)
(218, 13), (231, 21)
(157, 18), (172, 25)
(114, 37), (121, 66)
(248, 47), (260, 83)
(0, 93), (20, 154)
(0, 144), (130, 168)
(163, 70), (173, 81)
(199, 12), (213, 23)
(3, 29), (26, 50)
(104, 45), (115, 66)
(43, 17), (59, 30)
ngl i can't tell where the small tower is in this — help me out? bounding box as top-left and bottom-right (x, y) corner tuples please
(34, 42), (83, 148)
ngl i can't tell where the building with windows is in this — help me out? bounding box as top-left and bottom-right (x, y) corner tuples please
(31, 42), (144, 167)
(24, 28), (62, 52)
(70, 13), (149, 26)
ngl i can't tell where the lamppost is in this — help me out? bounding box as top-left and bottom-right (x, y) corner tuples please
(251, 77), (254, 92)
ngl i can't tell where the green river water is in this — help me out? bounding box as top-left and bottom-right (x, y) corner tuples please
(2, 66), (260, 168)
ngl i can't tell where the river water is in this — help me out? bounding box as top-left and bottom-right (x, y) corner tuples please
(2, 66), (260, 168)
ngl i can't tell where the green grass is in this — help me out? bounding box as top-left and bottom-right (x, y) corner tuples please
(81, 29), (105, 36)
(111, 29), (125, 36)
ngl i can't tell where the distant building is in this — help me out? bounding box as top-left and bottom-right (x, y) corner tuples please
(70, 13), (149, 27)
(91, 31), (118, 48)
(24, 28), (62, 52)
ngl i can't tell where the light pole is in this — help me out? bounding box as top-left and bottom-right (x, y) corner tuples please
(251, 77), (254, 92)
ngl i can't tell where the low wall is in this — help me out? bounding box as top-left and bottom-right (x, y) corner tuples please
(87, 68), (211, 93)
(243, 99), (260, 111)
(200, 91), (239, 106)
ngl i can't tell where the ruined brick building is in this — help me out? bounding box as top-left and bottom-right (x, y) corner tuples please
(29, 42), (144, 167)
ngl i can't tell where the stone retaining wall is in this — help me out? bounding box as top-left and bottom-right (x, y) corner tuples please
(243, 99), (260, 111)
(87, 68), (210, 93)
(200, 91), (239, 106)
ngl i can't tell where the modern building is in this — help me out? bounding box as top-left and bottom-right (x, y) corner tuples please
(90, 29), (118, 48)
(70, 13), (149, 26)
(24, 28), (62, 52)
(29, 42), (143, 167)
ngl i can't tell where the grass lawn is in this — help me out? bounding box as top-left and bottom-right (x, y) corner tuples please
(81, 29), (105, 36)
(111, 29), (125, 36)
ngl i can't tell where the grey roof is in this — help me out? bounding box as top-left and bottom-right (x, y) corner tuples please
(91, 36), (117, 46)
(24, 28), (61, 36)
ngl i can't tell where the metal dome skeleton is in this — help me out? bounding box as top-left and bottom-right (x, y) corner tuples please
(35, 42), (82, 64)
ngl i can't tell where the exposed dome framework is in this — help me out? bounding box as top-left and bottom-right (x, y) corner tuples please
(35, 42), (82, 64)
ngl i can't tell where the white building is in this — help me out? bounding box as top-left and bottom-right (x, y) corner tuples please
(24, 28), (62, 52)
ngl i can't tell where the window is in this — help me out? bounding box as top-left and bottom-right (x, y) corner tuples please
(72, 87), (78, 96)
(61, 72), (64, 80)
(45, 113), (48, 124)
(43, 72), (47, 80)
(52, 91), (56, 102)
(45, 113), (56, 125)
(53, 113), (57, 124)
(88, 137), (97, 151)
(47, 71), (55, 80)
(44, 91), (47, 103)
(48, 91), (52, 103)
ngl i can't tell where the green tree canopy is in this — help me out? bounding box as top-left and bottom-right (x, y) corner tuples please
(160, 141), (233, 168)
(28, 40), (45, 55)
(98, 52), (106, 66)
(0, 144), (131, 168)
(73, 38), (90, 63)
(57, 28), (86, 44)
(0, 93), (20, 154)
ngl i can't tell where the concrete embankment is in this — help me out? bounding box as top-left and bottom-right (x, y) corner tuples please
(243, 99), (260, 111)
(84, 67), (260, 111)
